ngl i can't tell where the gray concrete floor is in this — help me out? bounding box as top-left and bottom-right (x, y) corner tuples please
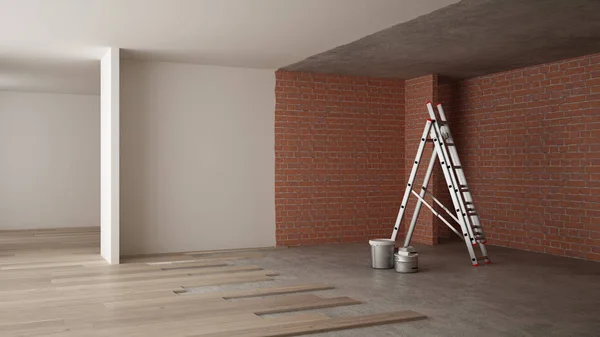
(187, 242), (600, 336)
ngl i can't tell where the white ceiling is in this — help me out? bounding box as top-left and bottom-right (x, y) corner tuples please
(0, 0), (458, 94)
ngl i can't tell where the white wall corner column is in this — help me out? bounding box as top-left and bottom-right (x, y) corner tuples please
(100, 48), (120, 264)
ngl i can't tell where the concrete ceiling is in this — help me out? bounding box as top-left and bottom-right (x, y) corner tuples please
(0, 0), (458, 94)
(283, 0), (600, 79)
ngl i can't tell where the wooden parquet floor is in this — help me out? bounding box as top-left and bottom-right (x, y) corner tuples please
(0, 227), (425, 336)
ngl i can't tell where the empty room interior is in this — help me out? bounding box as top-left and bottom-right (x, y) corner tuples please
(0, 0), (599, 336)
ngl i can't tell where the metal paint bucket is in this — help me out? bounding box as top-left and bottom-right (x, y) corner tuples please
(395, 247), (419, 273)
(369, 239), (395, 269)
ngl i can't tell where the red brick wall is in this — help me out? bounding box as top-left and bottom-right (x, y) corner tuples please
(440, 53), (600, 261)
(275, 53), (600, 262)
(403, 75), (439, 245)
(275, 71), (405, 246)
(436, 80), (459, 240)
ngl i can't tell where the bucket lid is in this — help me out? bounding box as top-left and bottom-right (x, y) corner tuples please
(396, 247), (418, 257)
(395, 252), (418, 259)
(369, 239), (395, 246)
(397, 246), (416, 253)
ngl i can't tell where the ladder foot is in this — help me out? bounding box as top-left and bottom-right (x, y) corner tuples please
(485, 260), (491, 264)
(472, 263), (479, 267)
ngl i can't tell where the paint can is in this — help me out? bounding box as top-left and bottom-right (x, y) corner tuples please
(369, 239), (395, 269)
(395, 247), (418, 273)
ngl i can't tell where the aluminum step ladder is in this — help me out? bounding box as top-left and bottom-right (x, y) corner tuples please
(390, 102), (490, 266)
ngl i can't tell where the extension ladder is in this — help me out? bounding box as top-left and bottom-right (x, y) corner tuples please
(390, 102), (490, 266)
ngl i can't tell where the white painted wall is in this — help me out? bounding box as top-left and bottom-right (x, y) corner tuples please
(100, 48), (120, 264)
(120, 60), (275, 255)
(0, 91), (99, 230)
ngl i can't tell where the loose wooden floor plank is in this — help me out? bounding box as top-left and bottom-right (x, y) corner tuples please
(46, 270), (278, 293)
(37, 313), (328, 337)
(0, 274), (274, 305)
(51, 265), (264, 285)
(183, 246), (280, 255)
(104, 294), (341, 317)
(123, 250), (265, 265)
(132, 253), (265, 266)
(170, 313), (328, 337)
(193, 310), (427, 337)
(0, 254), (102, 264)
(220, 284), (334, 299)
(148, 254), (266, 267)
(252, 296), (361, 315)
(46, 296), (316, 330)
(1, 260), (107, 270)
(40, 313), (260, 337)
(6, 264), (86, 275)
(159, 262), (232, 270)
(80, 295), (354, 330)
(120, 254), (195, 264)
(187, 252), (266, 260)
(105, 283), (335, 310)
(104, 284), (334, 310)
(0, 319), (65, 333)
(0, 289), (177, 309)
(186, 265), (264, 276)
(50, 265), (165, 278)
